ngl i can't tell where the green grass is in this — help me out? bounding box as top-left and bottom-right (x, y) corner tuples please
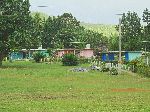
(0, 61), (150, 112)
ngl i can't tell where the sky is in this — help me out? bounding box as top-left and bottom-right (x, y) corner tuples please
(29, 0), (150, 24)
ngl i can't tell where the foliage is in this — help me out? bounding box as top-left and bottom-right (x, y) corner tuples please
(128, 59), (139, 72)
(101, 67), (109, 72)
(82, 30), (107, 49)
(33, 52), (46, 63)
(142, 8), (150, 51)
(42, 13), (106, 49)
(109, 67), (118, 75)
(108, 34), (119, 51)
(116, 12), (142, 51)
(47, 48), (56, 57)
(79, 57), (89, 64)
(0, 0), (41, 66)
(42, 13), (81, 49)
(127, 57), (150, 77)
(137, 64), (150, 78)
(62, 53), (79, 66)
(100, 62), (109, 72)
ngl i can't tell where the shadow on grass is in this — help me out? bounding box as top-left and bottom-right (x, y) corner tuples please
(0, 61), (36, 69)
(0, 66), (27, 69)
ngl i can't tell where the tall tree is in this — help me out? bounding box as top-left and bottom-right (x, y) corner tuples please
(142, 8), (150, 51)
(0, 0), (39, 66)
(108, 33), (119, 51)
(42, 13), (106, 50)
(42, 16), (60, 49)
(118, 12), (142, 51)
(42, 13), (81, 49)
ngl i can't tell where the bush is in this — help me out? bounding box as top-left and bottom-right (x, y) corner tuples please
(62, 53), (79, 66)
(137, 64), (150, 78)
(33, 52), (46, 63)
(101, 67), (109, 72)
(109, 67), (118, 75)
(128, 59), (139, 72)
(79, 57), (89, 64)
(127, 58), (150, 78)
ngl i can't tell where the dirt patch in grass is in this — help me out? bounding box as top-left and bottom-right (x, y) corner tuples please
(111, 88), (150, 92)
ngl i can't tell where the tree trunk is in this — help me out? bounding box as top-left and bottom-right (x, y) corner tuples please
(0, 53), (6, 66)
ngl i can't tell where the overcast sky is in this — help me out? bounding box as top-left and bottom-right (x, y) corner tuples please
(30, 0), (150, 24)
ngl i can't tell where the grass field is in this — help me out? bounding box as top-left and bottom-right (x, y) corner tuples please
(0, 61), (150, 112)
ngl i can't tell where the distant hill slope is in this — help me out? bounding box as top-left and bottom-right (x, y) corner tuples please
(81, 23), (118, 37)
(31, 12), (49, 19)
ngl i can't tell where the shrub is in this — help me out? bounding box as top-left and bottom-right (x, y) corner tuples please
(33, 52), (46, 63)
(62, 53), (79, 66)
(101, 67), (109, 72)
(128, 59), (140, 72)
(79, 57), (89, 64)
(137, 64), (150, 78)
(127, 58), (150, 78)
(109, 67), (118, 75)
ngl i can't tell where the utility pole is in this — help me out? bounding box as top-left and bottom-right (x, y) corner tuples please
(119, 17), (122, 63)
(116, 14), (123, 69)
(142, 41), (150, 66)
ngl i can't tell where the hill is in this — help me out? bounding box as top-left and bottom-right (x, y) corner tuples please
(31, 12), (49, 20)
(81, 23), (118, 37)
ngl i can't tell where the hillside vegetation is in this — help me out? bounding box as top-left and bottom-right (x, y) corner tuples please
(31, 12), (49, 19)
(81, 23), (118, 37)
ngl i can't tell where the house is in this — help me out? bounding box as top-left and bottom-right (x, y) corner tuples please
(125, 51), (142, 61)
(10, 45), (49, 60)
(101, 51), (142, 62)
(80, 49), (94, 58)
(56, 49), (76, 57)
(56, 48), (94, 58)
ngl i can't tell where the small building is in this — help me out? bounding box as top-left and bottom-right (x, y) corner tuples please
(10, 46), (49, 60)
(101, 51), (142, 62)
(56, 49), (75, 57)
(101, 52), (116, 62)
(56, 48), (94, 58)
(125, 51), (142, 61)
(80, 49), (94, 58)
(10, 52), (24, 60)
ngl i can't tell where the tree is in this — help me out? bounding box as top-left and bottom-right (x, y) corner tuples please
(108, 33), (119, 51)
(142, 8), (150, 51)
(0, 0), (39, 66)
(42, 13), (81, 49)
(42, 13), (107, 50)
(42, 16), (61, 49)
(57, 13), (81, 48)
(117, 12), (142, 51)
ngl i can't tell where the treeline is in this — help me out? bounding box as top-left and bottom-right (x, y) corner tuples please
(34, 13), (107, 49)
(110, 9), (150, 51)
(82, 9), (150, 52)
(0, 0), (106, 66)
(1, 0), (150, 66)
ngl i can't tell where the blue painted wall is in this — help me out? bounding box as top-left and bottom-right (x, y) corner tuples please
(10, 50), (49, 60)
(108, 53), (114, 61)
(102, 53), (107, 61)
(102, 53), (115, 61)
(10, 52), (23, 60)
(125, 52), (142, 61)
